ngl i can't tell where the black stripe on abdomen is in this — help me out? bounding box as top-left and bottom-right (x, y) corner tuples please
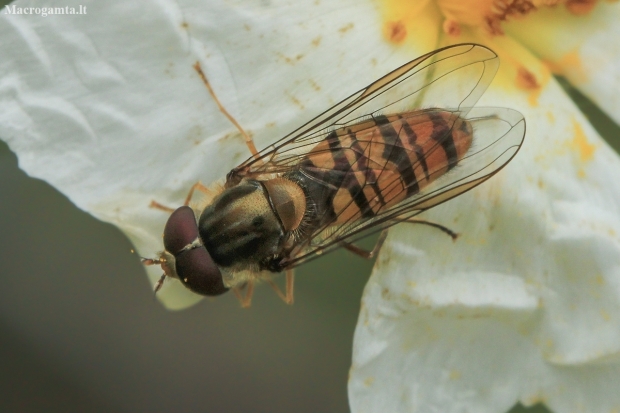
(429, 112), (458, 170)
(374, 115), (419, 196)
(398, 115), (430, 181)
(348, 130), (385, 214)
(330, 130), (374, 219)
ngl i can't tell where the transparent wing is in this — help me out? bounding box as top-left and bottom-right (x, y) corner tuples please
(229, 43), (499, 180)
(284, 107), (525, 267)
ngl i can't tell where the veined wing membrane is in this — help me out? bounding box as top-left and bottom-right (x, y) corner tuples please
(231, 43), (499, 179)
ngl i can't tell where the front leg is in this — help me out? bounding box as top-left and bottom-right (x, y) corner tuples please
(232, 281), (255, 309)
(265, 269), (295, 305)
(149, 181), (214, 212)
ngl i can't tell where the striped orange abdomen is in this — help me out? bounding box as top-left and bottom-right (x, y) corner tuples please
(299, 110), (473, 225)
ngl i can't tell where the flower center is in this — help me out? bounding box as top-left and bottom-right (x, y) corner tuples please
(435, 0), (599, 36)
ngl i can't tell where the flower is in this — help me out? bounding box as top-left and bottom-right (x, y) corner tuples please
(1, 1), (620, 413)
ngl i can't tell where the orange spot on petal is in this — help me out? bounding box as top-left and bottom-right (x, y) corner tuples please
(516, 66), (539, 90)
(515, 66), (543, 106)
(565, 0), (598, 15)
(572, 119), (596, 162)
(338, 23), (354, 34)
(384, 20), (407, 43)
(442, 19), (461, 36)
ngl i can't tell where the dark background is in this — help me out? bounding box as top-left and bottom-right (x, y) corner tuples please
(1, 4), (618, 411)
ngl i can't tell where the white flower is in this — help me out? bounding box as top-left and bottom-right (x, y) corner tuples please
(1, 1), (620, 412)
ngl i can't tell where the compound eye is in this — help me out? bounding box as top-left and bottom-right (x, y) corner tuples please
(162, 206), (228, 296)
(163, 206), (199, 254)
(175, 246), (229, 296)
(164, 206), (228, 295)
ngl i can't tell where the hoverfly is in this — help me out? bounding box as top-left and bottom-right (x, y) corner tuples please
(143, 43), (525, 307)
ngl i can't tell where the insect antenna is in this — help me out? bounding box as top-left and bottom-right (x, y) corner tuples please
(140, 255), (168, 293)
(153, 274), (167, 294)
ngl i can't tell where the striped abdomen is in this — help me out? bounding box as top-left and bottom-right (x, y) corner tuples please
(297, 109), (473, 226)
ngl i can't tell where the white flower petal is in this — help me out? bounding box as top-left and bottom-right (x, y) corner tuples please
(505, 1), (620, 125)
(350, 36), (620, 413)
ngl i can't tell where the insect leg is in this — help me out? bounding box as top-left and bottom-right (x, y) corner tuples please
(193, 62), (260, 161)
(398, 218), (458, 240)
(342, 218), (456, 261)
(233, 281), (255, 308)
(285, 269), (295, 305)
(182, 181), (213, 206)
(265, 269), (295, 305)
(149, 200), (175, 213)
(341, 230), (389, 260)
(149, 181), (213, 212)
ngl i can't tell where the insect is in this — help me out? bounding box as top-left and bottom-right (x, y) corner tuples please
(142, 43), (525, 307)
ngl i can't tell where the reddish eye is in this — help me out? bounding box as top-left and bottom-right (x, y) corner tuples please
(163, 206), (229, 296)
(175, 246), (228, 296)
(163, 206), (200, 254)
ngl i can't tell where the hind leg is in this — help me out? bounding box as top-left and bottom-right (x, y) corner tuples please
(342, 218), (458, 259)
